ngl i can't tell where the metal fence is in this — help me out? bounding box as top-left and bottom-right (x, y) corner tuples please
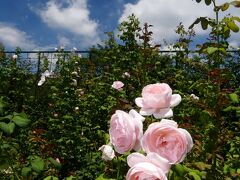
(3, 49), (240, 75)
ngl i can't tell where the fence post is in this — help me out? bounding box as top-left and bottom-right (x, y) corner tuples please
(34, 52), (41, 100)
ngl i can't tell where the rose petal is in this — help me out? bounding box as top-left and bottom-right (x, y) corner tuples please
(129, 109), (145, 122)
(159, 119), (178, 128)
(135, 97), (144, 107)
(126, 162), (167, 180)
(153, 108), (173, 119)
(127, 152), (147, 167)
(139, 107), (156, 116)
(170, 94), (181, 107)
(178, 128), (193, 152)
(147, 152), (171, 174)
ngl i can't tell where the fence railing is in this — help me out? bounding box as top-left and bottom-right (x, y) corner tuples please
(2, 49), (240, 75)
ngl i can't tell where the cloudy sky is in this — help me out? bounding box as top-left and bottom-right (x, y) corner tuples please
(0, 0), (239, 51)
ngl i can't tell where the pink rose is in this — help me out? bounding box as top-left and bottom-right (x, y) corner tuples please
(141, 119), (193, 164)
(109, 110), (145, 154)
(135, 83), (181, 118)
(126, 162), (168, 180)
(111, 81), (124, 91)
(127, 152), (171, 174)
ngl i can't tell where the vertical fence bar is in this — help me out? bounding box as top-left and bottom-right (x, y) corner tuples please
(34, 52), (41, 100)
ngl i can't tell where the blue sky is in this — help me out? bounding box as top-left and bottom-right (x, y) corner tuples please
(0, 0), (239, 51)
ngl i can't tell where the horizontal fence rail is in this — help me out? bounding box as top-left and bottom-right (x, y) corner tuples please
(2, 49), (240, 72)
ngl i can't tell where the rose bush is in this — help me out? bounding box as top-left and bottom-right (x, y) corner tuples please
(141, 119), (193, 164)
(135, 83), (181, 118)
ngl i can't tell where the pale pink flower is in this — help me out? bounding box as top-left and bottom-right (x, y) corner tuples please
(127, 152), (171, 174)
(126, 155), (169, 180)
(55, 158), (61, 164)
(98, 145), (115, 161)
(141, 119), (193, 164)
(109, 110), (145, 154)
(135, 83), (181, 118)
(111, 81), (124, 91)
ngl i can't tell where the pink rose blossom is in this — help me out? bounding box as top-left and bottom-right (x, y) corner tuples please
(141, 119), (193, 164)
(126, 162), (168, 180)
(111, 81), (124, 91)
(127, 152), (171, 174)
(109, 110), (145, 154)
(135, 83), (181, 118)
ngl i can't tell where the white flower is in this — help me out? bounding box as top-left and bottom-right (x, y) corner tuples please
(122, 72), (130, 78)
(54, 47), (58, 51)
(71, 71), (78, 76)
(12, 54), (18, 60)
(42, 70), (54, 77)
(72, 47), (77, 51)
(99, 145), (115, 161)
(37, 70), (54, 86)
(75, 107), (79, 111)
(190, 94), (199, 100)
(71, 79), (77, 86)
(78, 54), (82, 58)
(37, 76), (46, 86)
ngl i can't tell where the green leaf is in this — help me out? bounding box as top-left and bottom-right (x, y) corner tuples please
(96, 174), (116, 180)
(31, 157), (44, 173)
(173, 164), (188, 176)
(0, 115), (13, 121)
(221, 3), (229, 11)
(223, 106), (234, 112)
(205, 0), (211, 6)
(65, 176), (77, 180)
(230, 1), (240, 8)
(188, 171), (201, 180)
(48, 157), (62, 170)
(21, 167), (32, 178)
(229, 93), (239, 103)
(206, 47), (218, 54)
(12, 114), (31, 127)
(192, 162), (211, 171)
(189, 18), (201, 29)
(200, 18), (208, 30)
(227, 21), (239, 32)
(0, 122), (15, 134)
(43, 176), (59, 180)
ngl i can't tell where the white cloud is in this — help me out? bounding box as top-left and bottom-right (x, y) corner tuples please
(119, 0), (240, 46)
(57, 35), (71, 47)
(0, 23), (36, 49)
(37, 0), (100, 47)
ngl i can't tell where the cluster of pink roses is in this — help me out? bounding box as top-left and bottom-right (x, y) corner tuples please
(100, 83), (193, 179)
